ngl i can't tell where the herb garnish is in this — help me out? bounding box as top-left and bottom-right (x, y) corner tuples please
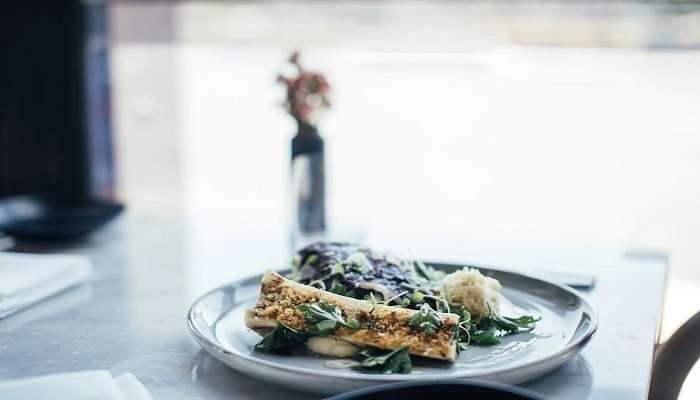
(352, 346), (412, 374)
(413, 260), (434, 281)
(453, 304), (472, 324)
(330, 262), (345, 276)
(410, 291), (425, 304)
(290, 256), (302, 281)
(468, 329), (501, 345)
(412, 260), (446, 282)
(305, 254), (318, 266)
(255, 321), (308, 353)
(488, 314), (540, 334)
(461, 306), (540, 346)
(409, 303), (443, 336)
(297, 301), (360, 336)
(328, 279), (356, 298)
(345, 252), (373, 274)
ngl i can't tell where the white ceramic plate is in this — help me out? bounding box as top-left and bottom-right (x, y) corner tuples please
(187, 263), (597, 395)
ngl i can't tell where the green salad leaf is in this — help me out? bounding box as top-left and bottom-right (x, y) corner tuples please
(478, 313), (540, 335)
(409, 303), (443, 336)
(468, 329), (501, 345)
(328, 279), (356, 298)
(463, 307), (541, 346)
(502, 315), (540, 330)
(297, 301), (360, 336)
(290, 256), (302, 281)
(304, 254), (318, 266)
(255, 321), (308, 353)
(345, 252), (373, 274)
(412, 260), (444, 282)
(353, 346), (412, 374)
(452, 304), (472, 324)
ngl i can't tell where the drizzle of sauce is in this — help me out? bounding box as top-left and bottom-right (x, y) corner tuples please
(456, 336), (539, 368)
(325, 359), (360, 369)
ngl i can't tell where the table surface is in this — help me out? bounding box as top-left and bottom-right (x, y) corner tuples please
(0, 214), (667, 400)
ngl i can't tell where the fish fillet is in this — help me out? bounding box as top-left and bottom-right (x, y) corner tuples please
(245, 271), (458, 361)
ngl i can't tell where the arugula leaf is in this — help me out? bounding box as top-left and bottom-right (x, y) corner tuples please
(255, 321), (308, 353)
(330, 262), (345, 276)
(353, 346), (412, 374)
(504, 315), (540, 330)
(452, 305), (472, 324)
(413, 260), (433, 281)
(479, 313), (540, 334)
(304, 254), (318, 266)
(463, 310), (540, 347)
(454, 304), (540, 349)
(468, 329), (501, 345)
(313, 319), (338, 335)
(290, 256), (302, 281)
(409, 303), (443, 336)
(297, 301), (360, 336)
(328, 279), (356, 298)
(412, 260), (446, 283)
(345, 252), (373, 274)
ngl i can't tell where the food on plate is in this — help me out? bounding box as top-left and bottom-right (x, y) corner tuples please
(246, 271), (459, 361)
(293, 242), (442, 310)
(245, 242), (540, 374)
(443, 267), (502, 317)
(306, 336), (360, 358)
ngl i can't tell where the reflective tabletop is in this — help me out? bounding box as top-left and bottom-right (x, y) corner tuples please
(0, 214), (666, 399)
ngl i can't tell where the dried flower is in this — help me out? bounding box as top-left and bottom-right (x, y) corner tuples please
(278, 51), (331, 125)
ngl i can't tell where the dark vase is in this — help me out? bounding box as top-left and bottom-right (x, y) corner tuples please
(291, 119), (326, 238)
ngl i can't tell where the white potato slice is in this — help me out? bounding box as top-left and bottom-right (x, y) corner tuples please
(306, 337), (359, 358)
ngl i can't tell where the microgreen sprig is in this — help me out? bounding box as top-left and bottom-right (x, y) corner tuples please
(352, 346), (412, 374)
(408, 303), (444, 336)
(297, 301), (360, 336)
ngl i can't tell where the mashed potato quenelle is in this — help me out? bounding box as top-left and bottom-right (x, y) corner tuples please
(442, 268), (502, 317)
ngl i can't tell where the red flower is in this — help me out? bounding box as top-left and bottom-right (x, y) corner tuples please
(278, 51), (331, 124)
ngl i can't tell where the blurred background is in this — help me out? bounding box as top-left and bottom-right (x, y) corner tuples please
(111, 0), (700, 319)
(109, 2), (700, 397)
(3, 1), (700, 396)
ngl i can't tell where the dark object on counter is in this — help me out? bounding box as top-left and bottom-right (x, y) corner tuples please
(0, 194), (123, 240)
(0, 1), (117, 203)
(649, 310), (700, 400)
(325, 381), (546, 400)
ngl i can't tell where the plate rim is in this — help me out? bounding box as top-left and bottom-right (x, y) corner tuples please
(187, 263), (598, 383)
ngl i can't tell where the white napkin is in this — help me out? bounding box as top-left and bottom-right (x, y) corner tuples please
(0, 252), (91, 318)
(0, 235), (13, 251)
(0, 370), (153, 400)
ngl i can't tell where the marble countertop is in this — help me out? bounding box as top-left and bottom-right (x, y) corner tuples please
(0, 214), (667, 399)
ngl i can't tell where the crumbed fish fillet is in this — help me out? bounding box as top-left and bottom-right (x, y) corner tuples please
(245, 271), (458, 361)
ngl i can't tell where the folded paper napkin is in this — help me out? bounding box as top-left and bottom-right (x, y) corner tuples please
(0, 252), (91, 318)
(0, 370), (153, 400)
